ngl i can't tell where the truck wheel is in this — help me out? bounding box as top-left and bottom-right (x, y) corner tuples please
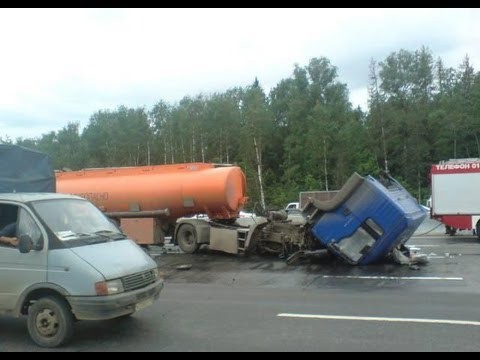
(27, 296), (74, 348)
(476, 221), (480, 241)
(448, 227), (457, 236)
(176, 224), (199, 254)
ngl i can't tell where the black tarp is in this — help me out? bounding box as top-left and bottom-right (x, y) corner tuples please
(0, 144), (56, 193)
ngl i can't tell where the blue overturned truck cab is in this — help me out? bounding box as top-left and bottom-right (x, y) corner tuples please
(304, 172), (426, 265)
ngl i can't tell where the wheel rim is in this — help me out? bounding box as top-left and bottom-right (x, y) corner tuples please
(35, 308), (59, 337)
(183, 230), (194, 245)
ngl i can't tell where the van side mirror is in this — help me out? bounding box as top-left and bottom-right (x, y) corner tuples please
(18, 234), (34, 254)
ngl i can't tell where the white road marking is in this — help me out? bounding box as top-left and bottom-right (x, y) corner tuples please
(277, 314), (480, 326)
(408, 244), (442, 247)
(320, 275), (463, 281)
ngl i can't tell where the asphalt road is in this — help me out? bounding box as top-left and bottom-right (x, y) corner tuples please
(2, 231), (480, 352)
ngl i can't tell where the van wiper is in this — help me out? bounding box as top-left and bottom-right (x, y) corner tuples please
(57, 232), (92, 240)
(93, 230), (127, 240)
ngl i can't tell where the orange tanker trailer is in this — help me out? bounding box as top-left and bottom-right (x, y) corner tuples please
(56, 163), (248, 245)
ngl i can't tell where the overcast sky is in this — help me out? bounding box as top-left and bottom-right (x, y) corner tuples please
(0, 8), (478, 140)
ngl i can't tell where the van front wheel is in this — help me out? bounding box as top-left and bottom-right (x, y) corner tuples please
(27, 296), (74, 348)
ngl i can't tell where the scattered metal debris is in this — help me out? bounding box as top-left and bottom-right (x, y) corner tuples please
(176, 264), (193, 270)
(392, 246), (430, 268)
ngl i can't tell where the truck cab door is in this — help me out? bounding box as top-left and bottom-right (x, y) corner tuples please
(0, 205), (47, 312)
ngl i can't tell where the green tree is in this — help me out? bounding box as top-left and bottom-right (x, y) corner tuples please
(239, 80), (274, 211)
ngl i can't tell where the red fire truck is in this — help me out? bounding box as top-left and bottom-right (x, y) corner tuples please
(430, 158), (480, 237)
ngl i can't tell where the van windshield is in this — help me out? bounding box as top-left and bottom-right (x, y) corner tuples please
(31, 198), (125, 243)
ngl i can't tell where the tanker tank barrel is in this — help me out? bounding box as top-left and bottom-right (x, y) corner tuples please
(56, 163), (247, 223)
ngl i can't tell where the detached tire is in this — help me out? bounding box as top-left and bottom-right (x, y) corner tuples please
(27, 296), (74, 348)
(176, 224), (199, 254)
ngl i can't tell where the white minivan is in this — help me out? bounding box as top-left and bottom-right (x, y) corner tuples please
(0, 193), (163, 348)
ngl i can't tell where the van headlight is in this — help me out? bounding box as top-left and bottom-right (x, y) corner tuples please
(152, 268), (159, 280)
(95, 279), (125, 296)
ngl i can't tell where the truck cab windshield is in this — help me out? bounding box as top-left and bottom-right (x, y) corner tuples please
(32, 199), (125, 243)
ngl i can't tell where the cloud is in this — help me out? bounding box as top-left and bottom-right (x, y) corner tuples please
(0, 8), (479, 139)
